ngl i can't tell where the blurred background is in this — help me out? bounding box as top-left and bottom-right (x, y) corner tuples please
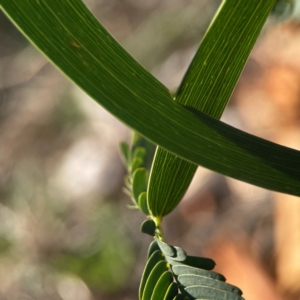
(1, 0), (300, 299)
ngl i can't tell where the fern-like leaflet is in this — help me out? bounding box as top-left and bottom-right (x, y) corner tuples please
(139, 220), (244, 300)
(120, 139), (245, 299)
(120, 133), (150, 215)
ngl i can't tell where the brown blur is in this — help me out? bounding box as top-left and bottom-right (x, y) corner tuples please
(0, 1), (300, 299)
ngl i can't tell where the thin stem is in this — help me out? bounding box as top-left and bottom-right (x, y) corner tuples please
(152, 216), (165, 242)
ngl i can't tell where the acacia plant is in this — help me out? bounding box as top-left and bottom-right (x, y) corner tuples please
(1, 0), (300, 299)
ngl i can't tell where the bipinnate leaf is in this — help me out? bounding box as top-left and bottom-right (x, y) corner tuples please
(120, 136), (150, 213)
(141, 241), (244, 300)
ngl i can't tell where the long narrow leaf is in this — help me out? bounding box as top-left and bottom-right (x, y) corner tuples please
(1, 0), (300, 196)
(147, 0), (276, 216)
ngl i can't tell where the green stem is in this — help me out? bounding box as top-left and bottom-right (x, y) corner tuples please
(152, 216), (165, 241)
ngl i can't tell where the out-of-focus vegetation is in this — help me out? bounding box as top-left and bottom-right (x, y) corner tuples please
(0, 0), (300, 299)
